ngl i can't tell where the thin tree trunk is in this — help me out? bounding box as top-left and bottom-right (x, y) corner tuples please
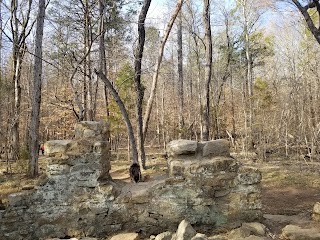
(68, 40), (95, 121)
(230, 69), (236, 139)
(104, 85), (109, 116)
(190, 33), (203, 140)
(142, 0), (183, 141)
(29, 0), (46, 177)
(161, 80), (166, 150)
(83, 0), (95, 121)
(156, 91), (161, 146)
(177, 11), (184, 138)
(202, 0), (212, 141)
(82, 0), (90, 121)
(242, 0), (254, 151)
(134, 0), (151, 170)
(10, 0), (34, 160)
(98, 0), (109, 117)
(214, 15), (233, 138)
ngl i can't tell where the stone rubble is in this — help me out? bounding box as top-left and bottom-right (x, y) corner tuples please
(44, 217), (320, 240)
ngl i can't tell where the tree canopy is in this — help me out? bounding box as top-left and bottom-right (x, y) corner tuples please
(0, 0), (320, 173)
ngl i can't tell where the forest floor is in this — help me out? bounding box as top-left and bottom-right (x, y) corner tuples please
(0, 152), (320, 237)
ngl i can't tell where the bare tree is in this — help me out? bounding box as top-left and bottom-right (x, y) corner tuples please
(98, 0), (109, 118)
(177, 11), (185, 138)
(9, 0), (36, 160)
(201, 0), (212, 141)
(213, 8), (234, 138)
(29, 0), (46, 177)
(142, 0), (183, 140)
(237, 0), (254, 152)
(95, 0), (152, 176)
(134, 0), (151, 169)
(184, 0), (205, 140)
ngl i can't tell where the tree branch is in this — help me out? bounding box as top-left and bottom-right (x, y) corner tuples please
(292, 0), (320, 44)
(95, 69), (139, 164)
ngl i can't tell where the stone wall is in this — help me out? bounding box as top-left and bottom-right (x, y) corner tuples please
(166, 139), (262, 229)
(0, 121), (262, 240)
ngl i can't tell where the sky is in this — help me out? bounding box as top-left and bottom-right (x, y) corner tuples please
(147, 0), (171, 25)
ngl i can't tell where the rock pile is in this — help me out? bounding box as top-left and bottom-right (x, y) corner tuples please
(149, 219), (270, 240)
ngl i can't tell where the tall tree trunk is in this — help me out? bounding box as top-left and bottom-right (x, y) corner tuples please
(142, 0), (183, 140)
(241, 0), (254, 152)
(134, 0), (151, 170)
(230, 69), (236, 139)
(190, 31), (203, 140)
(11, 51), (23, 160)
(99, 1), (109, 117)
(214, 15), (233, 138)
(82, 0), (90, 121)
(9, 0), (38, 159)
(202, 0), (212, 141)
(177, 11), (184, 138)
(29, 0), (46, 177)
(83, 0), (95, 121)
(160, 80), (166, 149)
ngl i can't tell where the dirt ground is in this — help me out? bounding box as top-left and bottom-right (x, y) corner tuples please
(258, 159), (320, 215)
(1, 153), (320, 236)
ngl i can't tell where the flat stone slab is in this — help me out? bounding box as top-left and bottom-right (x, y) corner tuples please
(202, 139), (230, 157)
(167, 139), (198, 156)
(168, 157), (238, 178)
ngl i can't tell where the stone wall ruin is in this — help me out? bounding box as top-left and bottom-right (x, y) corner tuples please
(0, 121), (262, 239)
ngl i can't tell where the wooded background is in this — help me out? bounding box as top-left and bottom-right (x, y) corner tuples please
(1, 0), (320, 176)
